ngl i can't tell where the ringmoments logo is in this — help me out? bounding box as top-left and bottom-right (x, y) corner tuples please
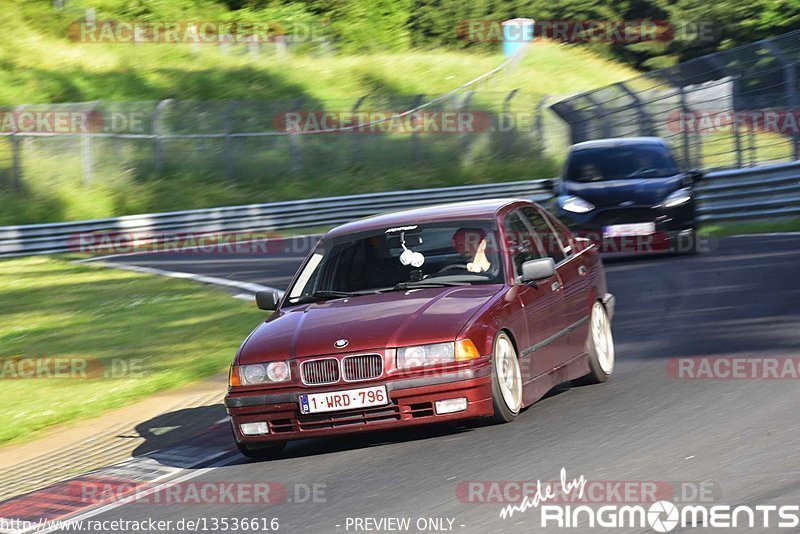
(497, 468), (798, 531)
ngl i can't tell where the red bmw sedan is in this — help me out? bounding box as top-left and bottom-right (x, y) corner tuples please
(225, 198), (616, 459)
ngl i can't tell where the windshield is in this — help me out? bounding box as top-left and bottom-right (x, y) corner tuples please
(565, 145), (679, 182)
(285, 221), (504, 304)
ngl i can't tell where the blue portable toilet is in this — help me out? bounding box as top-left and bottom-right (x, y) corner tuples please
(502, 18), (535, 57)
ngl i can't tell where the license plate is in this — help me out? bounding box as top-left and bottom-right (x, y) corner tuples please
(603, 222), (656, 237)
(299, 385), (388, 414)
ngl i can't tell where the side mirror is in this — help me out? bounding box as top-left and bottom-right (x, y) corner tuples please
(520, 258), (556, 283)
(686, 169), (704, 183)
(255, 289), (280, 311)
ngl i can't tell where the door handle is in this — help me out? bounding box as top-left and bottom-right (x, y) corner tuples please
(551, 281), (561, 291)
(578, 265), (587, 276)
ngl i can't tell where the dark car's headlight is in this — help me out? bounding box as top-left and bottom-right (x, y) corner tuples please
(663, 187), (692, 208)
(396, 340), (480, 369)
(232, 362), (291, 386)
(558, 195), (595, 214)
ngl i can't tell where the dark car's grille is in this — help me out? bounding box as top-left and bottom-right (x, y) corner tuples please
(342, 354), (383, 381)
(301, 358), (340, 385)
(593, 206), (658, 225)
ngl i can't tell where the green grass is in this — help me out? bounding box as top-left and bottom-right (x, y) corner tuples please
(0, 2), (638, 104)
(700, 219), (800, 236)
(697, 131), (795, 169)
(0, 39), (634, 225)
(0, 256), (262, 446)
(0, 2), (641, 225)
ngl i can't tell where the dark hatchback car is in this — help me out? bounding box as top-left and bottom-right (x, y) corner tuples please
(554, 137), (703, 254)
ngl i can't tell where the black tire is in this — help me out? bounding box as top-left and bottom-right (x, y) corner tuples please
(231, 423), (286, 460)
(490, 332), (523, 424)
(575, 302), (615, 385)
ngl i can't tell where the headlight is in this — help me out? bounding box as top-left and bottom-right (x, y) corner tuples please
(396, 340), (480, 369)
(559, 195), (595, 214)
(238, 362), (291, 385)
(663, 187), (692, 208)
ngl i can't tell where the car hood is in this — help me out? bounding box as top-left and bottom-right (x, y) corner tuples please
(237, 285), (503, 363)
(563, 174), (685, 207)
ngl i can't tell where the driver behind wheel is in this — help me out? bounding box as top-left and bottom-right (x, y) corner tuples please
(452, 228), (493, 274)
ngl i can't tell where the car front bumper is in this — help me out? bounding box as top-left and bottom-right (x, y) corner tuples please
(225, 365), (494, 444)
(559, 201), (697, 254)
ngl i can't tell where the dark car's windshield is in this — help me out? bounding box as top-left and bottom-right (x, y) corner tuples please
(285, 221), (504, 304)
(565, 144), (679, 182)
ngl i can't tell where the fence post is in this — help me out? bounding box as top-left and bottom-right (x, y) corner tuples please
(677, 85), (693, 168)
(350, 95), (367, 166)
(223, 101), (239, 181)
(10, 104), (27, 190)
(410, 94), (424, 163)
(80, 100), (103, 186)
(616, 82), (655, 136)
(10, 135), (22, 190)
(532, 95), (548, 157)
(81, 133), (93, 186)
(786, 61), (799, 161)
(289, 97), (304, 176)
(762, 41), (799, 161)
(731, 76), (743, 168)
(502, 89), (518, 154)
(153, 99), (172, 176)
(583, 93), (613, 139)
(659, 70), (694, 167)
(549, 100), (585, 144)
(460, 91), (475, 157)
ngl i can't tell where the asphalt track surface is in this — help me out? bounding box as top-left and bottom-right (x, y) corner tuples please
(75, 234), (800, 533)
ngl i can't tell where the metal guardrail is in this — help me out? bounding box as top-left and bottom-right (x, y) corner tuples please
(1, 160), (798, 256)
(696, 160), (800, 222)
(0, 180), (552, 256)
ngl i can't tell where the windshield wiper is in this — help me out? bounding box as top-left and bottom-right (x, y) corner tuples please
(290, 289), (374, 304)
(389, 281), (469, 291)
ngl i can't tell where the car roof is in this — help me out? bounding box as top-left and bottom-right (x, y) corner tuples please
(325, 198), (527, 238)
(569, 136), (668, 151)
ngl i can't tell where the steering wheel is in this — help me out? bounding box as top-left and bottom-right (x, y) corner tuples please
(437, 264), (468, 274)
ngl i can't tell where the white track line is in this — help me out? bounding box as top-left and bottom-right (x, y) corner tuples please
(83, 261), (284, 297)
(12, 454), (241, 534)
(727, 231), (800, 237)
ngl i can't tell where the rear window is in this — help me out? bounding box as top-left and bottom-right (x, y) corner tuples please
(565, 144), (679, 182)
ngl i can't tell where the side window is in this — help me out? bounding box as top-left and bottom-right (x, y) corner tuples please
(520, 206), (566, 263)
(504, 211), (544, 276)
(546, 214), (576, 257)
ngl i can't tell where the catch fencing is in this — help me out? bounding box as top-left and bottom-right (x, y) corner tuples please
(551, 29), (800, 170)
(0, 92), (560, 186)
